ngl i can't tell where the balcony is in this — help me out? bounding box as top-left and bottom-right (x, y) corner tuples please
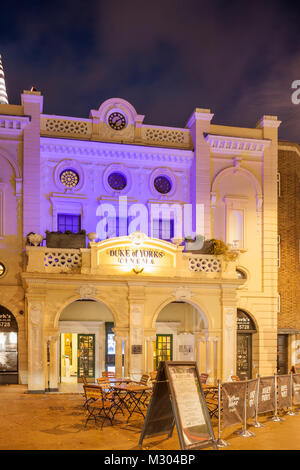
(25, 242), (238, 281)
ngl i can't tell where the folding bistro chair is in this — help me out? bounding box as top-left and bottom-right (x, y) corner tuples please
(205, 396), (219, 419)
(150, 371), (157, 386)
(83, 385), (119, 429)
(102, 371), (115, 378)
(138, 374), (152, 408)
(200, 373), (209, 384)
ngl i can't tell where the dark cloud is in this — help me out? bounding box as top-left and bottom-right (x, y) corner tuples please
(2, 0), (300, 141)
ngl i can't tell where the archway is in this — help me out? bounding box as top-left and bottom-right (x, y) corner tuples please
(236, 309), (257, 380)
(0, 305), (18, 384)
(153, 301), (212, 379)
(58, 299), (116, 384)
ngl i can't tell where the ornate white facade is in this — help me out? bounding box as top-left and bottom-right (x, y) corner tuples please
(0, 87), (280, 391)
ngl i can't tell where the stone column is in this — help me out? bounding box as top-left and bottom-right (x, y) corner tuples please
(128, 283), (145, 381)
(222, 307), (237, 381)
(123, 337), (129, 377)
(27, 300), (45, 392)
(114, 336), (123, 377)
(144, 334), (156, 374)
(129, 303), (144, 380)
(195, 332), (207, 374)
(207, 335), (219, 385)
(47, 330), (59, 391)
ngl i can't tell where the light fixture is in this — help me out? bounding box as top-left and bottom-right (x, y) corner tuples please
(132, 266), (144, 274)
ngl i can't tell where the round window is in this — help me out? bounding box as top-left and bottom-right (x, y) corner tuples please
(108, 172), (127, 191)
(236, 268), (247, 280)
(154, 175), (172, 194)
(60, 169), (79, 188)
(0, 262), (6, 278)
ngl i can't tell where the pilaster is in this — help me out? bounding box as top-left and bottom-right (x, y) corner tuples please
(21, 90), (43, 237)
(186, 108), (214, 239)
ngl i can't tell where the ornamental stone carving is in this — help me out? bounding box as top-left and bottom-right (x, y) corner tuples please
(29, 302), (42, 327)
(77, 284), (99, 299)
(173, 286), (194, 301)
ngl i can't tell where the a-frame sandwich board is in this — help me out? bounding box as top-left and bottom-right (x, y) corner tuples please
(139, 361), (218, 450)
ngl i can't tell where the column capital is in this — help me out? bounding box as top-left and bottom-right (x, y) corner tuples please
(186, 108), (214, 128)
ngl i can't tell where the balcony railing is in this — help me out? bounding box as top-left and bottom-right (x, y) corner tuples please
(25, 246), (237, 280)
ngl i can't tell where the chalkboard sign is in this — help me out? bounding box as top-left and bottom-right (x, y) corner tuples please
(139, 361), (217, 450)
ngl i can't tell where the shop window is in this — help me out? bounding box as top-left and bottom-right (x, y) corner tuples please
(57, 214), (81, 233)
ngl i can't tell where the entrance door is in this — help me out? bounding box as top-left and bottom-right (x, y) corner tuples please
(155, 334), (173, 369)
(277, 334), (288, 374)
(0, 306), (18, 384)
(237, 333), (252, 380)
(77, 334), (95, 381)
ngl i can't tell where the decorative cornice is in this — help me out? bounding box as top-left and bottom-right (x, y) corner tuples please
(205, 134), (270, 156)
(40, 138), (194, 166)
(256, 115), (281, 129)
(186, 109), (214, 128)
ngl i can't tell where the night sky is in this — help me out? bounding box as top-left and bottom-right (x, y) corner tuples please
(2, 0), (300, 142)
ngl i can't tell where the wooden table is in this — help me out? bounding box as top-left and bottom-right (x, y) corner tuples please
(111, 383), (152, 422)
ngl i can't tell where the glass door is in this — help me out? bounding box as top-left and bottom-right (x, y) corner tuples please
(237, 333), (252, 380)
(155, 334), (173, 369)
(77, 334), (95, 381)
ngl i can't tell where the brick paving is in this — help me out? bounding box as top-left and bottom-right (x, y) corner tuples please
(1, 385), (300, 450)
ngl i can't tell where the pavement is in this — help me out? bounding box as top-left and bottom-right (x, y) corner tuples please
(0, 384), (300, 451)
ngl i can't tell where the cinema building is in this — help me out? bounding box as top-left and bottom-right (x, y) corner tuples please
(0, 57), (280, 391)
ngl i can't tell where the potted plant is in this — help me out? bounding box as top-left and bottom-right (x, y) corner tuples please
(45, 229), (86, 248)
(205, 238), (238, 263)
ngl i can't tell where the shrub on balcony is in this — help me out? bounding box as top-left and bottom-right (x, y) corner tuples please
(205, 238), (238, 262)
(45, 230), (86, 249)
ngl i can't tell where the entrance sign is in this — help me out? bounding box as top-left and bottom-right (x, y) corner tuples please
(90, 233), (179, 275)
(139, 361), (217, 450)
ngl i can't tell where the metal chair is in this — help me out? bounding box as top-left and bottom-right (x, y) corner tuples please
(83, 385), (119, 429)
(231, 375), (240, 381)
(102, 371), (115, 378)
(200, 373), (209, 384)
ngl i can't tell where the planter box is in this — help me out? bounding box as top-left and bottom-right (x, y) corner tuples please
(46, 232), (86, 249)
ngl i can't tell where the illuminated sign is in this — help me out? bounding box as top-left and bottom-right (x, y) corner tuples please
(91, 232), (179, 275)
(108, 248), (165, 266)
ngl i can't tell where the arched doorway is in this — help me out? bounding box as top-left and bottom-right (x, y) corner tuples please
(236, 309), (257, 380)
(58, 299), (115, 383)
(0, 305), (18, 384)
(154, 301), (209, 374)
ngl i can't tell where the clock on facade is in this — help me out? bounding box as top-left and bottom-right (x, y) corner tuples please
(108, 112), (127, 130)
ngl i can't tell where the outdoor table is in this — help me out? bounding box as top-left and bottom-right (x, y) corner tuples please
(202, 384), (218, 399)
(111, 383), (152, 422)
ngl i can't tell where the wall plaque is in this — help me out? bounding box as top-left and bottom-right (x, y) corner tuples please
(131, 345), (143, 354)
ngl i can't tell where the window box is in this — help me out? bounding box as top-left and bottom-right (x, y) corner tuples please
(45, 230), (86, 248)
